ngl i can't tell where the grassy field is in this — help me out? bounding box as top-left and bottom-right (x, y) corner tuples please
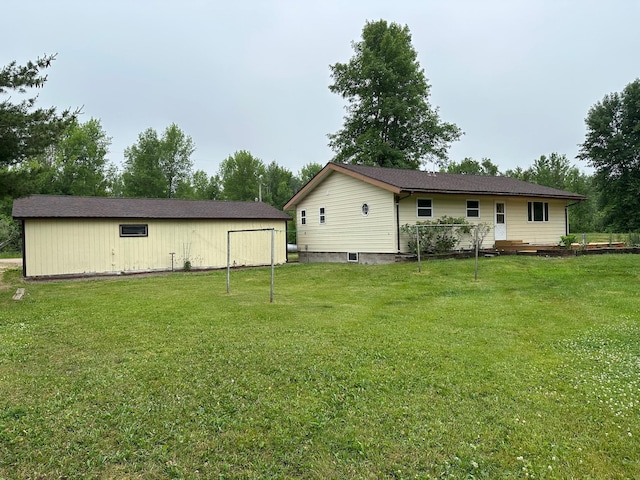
(1, 255), (640, 479)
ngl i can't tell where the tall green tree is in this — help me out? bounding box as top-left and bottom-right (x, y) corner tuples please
(578, 79), (640, 231)
(218, 150), (265, 201)
(328, 20), (461, 170)
(0, 54), (78, 168)
(0, 54), (79, 203)
(174, 170), (221, 200)
(50, 118), (113, 196)
(262, 161), (294, 210)
(296, 162), (323, 187)
(160, 123), (195, 197)
(122, 128), (166, 197)
(444, 157), (500, 175)
(121, 124), (195, 198)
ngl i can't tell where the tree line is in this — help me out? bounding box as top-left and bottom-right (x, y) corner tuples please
(0, 115), (322, 214)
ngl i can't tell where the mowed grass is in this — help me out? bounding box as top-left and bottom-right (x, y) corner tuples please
(1, 255), (640, 479)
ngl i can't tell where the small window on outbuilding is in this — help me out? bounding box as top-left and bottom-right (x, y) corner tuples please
(300, 209), (306, 225)
(319, 207), (326, 224)
(120, 224), (148, 237)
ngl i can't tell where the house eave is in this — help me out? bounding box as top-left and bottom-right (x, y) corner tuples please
(399, 189), (586, 201)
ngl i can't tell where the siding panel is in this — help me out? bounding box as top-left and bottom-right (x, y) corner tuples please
(24, 219), (287, 277)
(295, 172), (397, 253)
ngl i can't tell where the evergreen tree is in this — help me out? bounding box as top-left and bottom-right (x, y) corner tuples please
(0, 54), (78, 168)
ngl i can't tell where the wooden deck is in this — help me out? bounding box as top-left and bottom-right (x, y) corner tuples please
(494, 240), (627, 253)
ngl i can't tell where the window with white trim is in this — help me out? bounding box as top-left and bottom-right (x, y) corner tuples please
(300, 209), (306, 225)
(528, 201), (549, 222)
(417, 198), (433, 218)
(466, 200), (480, 218)
(319, 207), (326, 224)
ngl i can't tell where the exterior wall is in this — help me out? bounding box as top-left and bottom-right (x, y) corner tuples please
(506, 198), (568, 244)
(295, 171), (397, 254)
(23, 218), (287, 278)
(398, 194), (569, 252)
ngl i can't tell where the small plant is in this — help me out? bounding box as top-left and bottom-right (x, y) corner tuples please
(559, 234), (578, 249)
(183, 242), (192, 271)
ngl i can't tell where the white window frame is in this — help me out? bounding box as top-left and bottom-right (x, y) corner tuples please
(300, 209), (306, 225)
(417, 198), (433, 218)
(319, 207), (326, 224)
(466, 199), (480, 218)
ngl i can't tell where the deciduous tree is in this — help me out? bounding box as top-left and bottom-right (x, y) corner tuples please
(122, 128), (166, 197)
(218, 150), (265, 202)
(578, 79), (640, 231)
(160, 123), (195, 197)
(121, 124), (195, 198)
(51, 118), (113, 196)
(328, 20), (461, 170)
(444, 158), (500, 175)
(262, 161), (294, 210)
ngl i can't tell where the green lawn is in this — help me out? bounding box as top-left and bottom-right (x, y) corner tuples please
(1, 255), (640, 478)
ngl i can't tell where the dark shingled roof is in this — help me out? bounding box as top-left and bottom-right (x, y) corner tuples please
(12, 195), (291, 221)
(335, 163), (586, 199)
(284, 162), (585, 209)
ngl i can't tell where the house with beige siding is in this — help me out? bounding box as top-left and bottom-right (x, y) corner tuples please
(283, 163), (586, 263)
(12, 195), (290, 278)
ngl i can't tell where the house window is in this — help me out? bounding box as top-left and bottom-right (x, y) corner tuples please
(466, 200), (480, 218)
(319, 207), (326, 224)
(361, 203), (369, 216)
(300, 209), (306, 225)
(120, 224), (148, 237)
(417, 198), (433, 218)
(528, 201), (549, 222)
(347, 252), (358, 262)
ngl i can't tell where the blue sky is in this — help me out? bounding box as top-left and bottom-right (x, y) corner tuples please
(3, 0), (639, 177)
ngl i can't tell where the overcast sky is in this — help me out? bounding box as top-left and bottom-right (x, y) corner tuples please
(3, 0), (639, 177)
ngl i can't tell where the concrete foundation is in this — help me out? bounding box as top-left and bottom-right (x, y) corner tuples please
(298, 251), (401, 265)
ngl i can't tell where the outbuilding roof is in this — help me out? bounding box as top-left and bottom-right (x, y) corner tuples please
(284, 162), (586, 209)
(12, 195), (291, 221)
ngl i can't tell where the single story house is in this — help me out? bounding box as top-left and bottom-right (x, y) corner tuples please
(283, 162), (586, 263)
(12, 195), (290, 278)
